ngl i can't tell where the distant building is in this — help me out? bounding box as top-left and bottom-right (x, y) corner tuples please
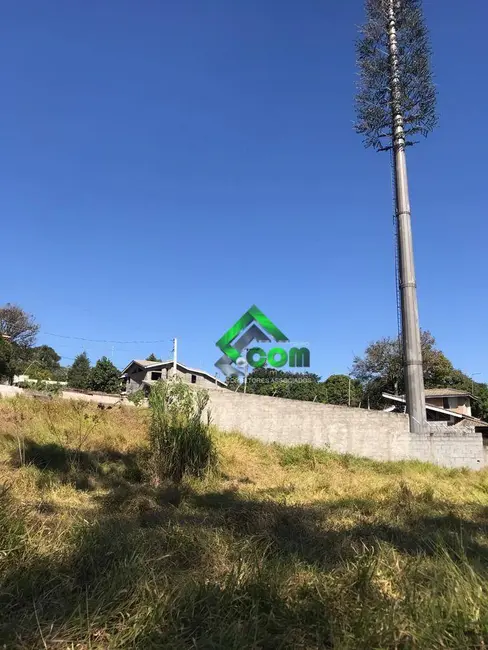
(121, 359), (226, 394)
(383, 387), (488, 431)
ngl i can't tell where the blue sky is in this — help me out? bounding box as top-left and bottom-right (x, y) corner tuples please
(1, 1), (486, 381)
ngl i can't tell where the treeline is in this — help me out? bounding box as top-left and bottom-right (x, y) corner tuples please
(0, 303), (120, 394)
(67, 352), (120, 394)
(227, 369), (363, 407)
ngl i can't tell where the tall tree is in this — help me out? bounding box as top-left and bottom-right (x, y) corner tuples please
(356, 0), (437, 432)
(0, 303), (39, 347)
(90, 357), (120, 394)
(67, 352), (91, 390)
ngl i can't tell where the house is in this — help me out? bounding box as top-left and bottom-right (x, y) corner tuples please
(383, 388), (488, 431)
(121, 359), (226, 394)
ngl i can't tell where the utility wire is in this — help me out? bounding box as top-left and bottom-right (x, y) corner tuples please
(43, 332), (171, 345)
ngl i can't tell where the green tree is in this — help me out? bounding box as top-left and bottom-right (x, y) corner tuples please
(146, 353), (162, 362)
(0, 338), (12, 380)
(52, 366), (69, 382)
(67, 352), (91, 390)
(324, 374), (363, 407)
(90, 357), (120, 394)
(472, 384), (488, 422)
(31, 345), (61, 375)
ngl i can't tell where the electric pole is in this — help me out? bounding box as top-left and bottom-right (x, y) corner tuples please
(356, 0), (437, 433)
(172, 337), (177, 379)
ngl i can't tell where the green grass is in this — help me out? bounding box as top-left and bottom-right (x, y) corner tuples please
(1, 396), (488, 648)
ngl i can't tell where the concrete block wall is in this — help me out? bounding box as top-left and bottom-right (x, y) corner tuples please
(206, 390), (485, 470)
(409, 426), (484, 470)
(207, 390), (411, 462)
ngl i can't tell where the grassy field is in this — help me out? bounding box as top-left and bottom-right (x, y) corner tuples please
(1, 396), (488, 648)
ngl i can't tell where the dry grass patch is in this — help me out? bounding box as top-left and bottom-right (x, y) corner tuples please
(1, 396), (488, 648)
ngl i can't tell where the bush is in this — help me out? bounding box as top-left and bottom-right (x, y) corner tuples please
(148, 380), (217, 483)
(127, 389), (146, 406)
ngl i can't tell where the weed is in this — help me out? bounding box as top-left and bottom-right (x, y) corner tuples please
(148, 380), (218, 483)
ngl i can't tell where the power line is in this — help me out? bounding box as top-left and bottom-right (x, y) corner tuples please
(43, 332), (171, 345)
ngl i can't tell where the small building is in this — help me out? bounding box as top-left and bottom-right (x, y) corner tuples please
(424, 388), (473, 417)
(383, 387), (488, 430)
(121, 359), (226, 394)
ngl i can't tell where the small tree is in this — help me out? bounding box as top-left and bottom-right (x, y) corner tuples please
(146, 353), (162, 362)
(90, 357), (120, 394)
(67, 352), (91, 390)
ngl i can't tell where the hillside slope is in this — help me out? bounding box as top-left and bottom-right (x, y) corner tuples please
(1, 397), (488, 649)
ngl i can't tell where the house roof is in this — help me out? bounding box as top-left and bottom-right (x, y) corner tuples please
(424, 388), (473, 398)
(382, 392), (488, 427)
(131, 359), (163, 368)
(121, 359), (226, 388)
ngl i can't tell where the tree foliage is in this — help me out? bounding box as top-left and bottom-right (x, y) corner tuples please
(0, 303), (39, 347)
(355, 0), (437, 151)
(245, 367), (324, 402)
(0, 338), (12, 380)
(31, 345), (61, 374)
(324, 375), (363, 408)
(67, 352), (91, 390)
(90, 357), (120, 394)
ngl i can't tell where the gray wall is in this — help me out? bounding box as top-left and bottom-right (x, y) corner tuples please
(206, 390), (484, 470)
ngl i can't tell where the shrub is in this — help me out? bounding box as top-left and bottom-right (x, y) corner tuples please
(127, 389), (146, 406)
(148, 380), (217, 483)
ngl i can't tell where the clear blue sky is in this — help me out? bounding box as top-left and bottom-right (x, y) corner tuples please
(1, 1), (486, 381)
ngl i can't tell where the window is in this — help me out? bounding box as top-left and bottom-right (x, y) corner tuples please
(151, 372), (162, 381)
(443, 397), (450, 409)
(191, 374), (197, 384)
